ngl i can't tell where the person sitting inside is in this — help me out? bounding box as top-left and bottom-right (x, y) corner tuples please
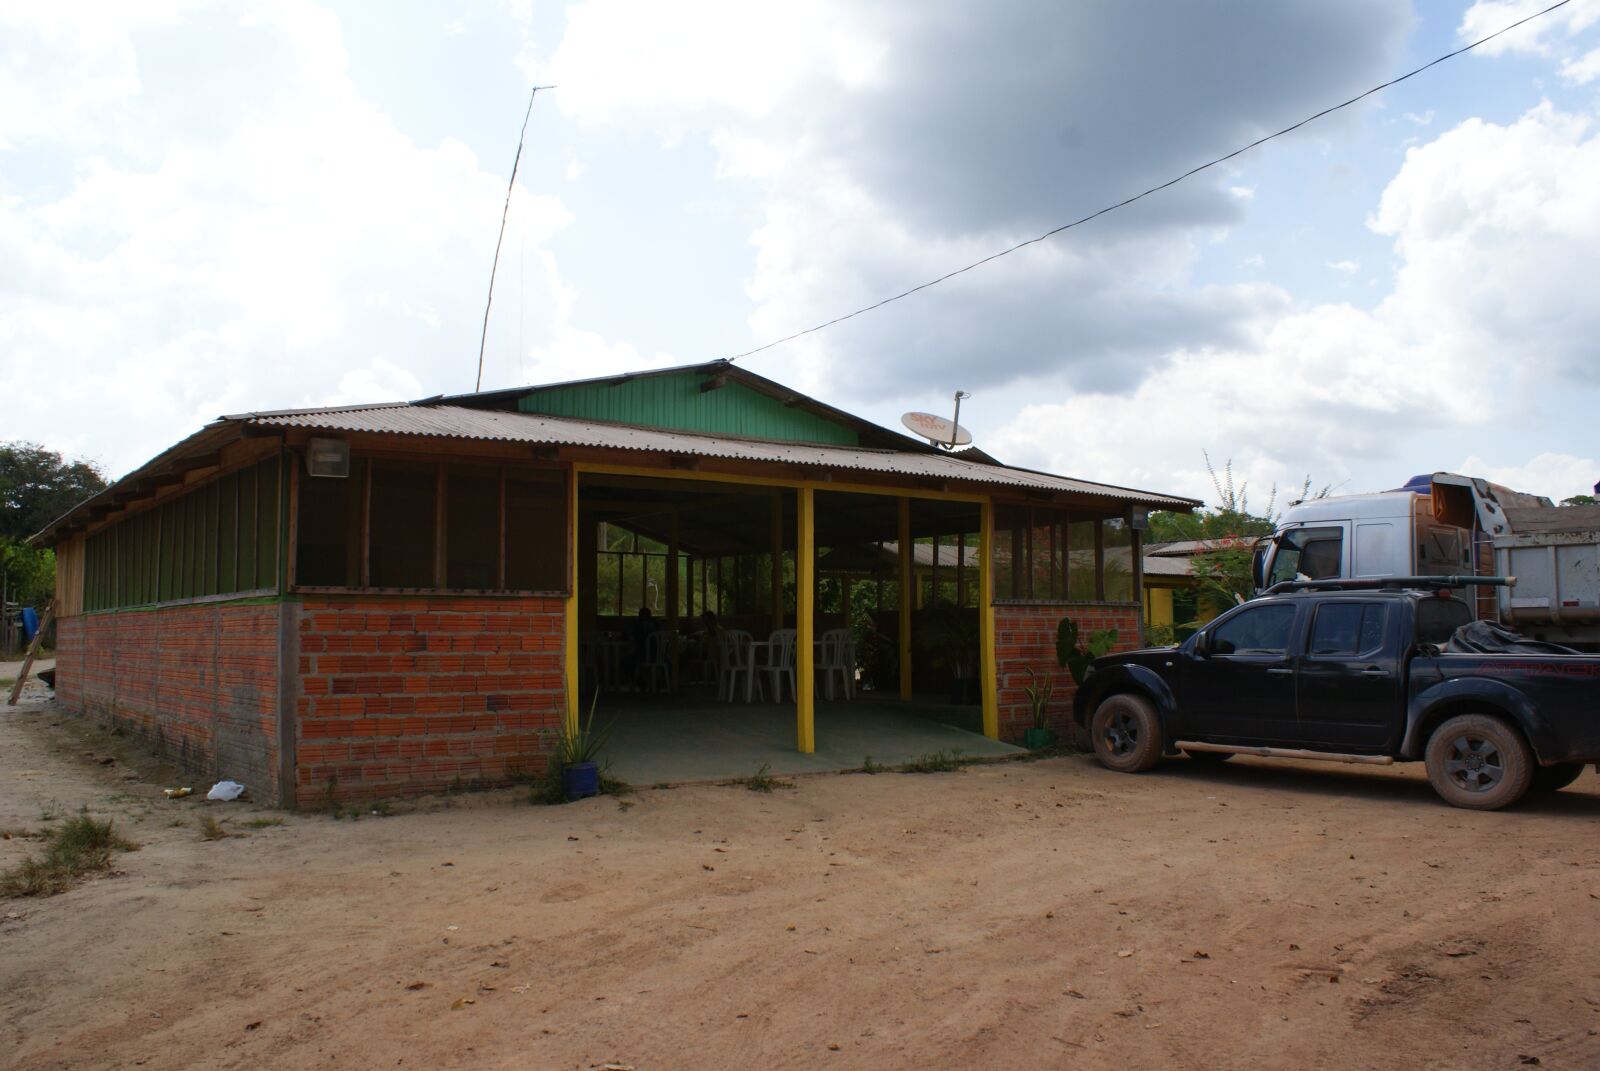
(628, 606), (661, 685)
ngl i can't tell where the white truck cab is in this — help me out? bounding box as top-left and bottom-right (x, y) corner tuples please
(1255, 480), (1473, 590)
(1252, 473), (1600, 648)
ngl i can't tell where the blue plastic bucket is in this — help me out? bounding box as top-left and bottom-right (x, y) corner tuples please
(561, 761), (600, 801)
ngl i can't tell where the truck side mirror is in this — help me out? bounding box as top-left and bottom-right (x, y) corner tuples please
(1193, 631), (1211, 658)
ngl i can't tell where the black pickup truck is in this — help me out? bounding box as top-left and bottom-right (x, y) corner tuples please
(1072, 579), (1600, 810)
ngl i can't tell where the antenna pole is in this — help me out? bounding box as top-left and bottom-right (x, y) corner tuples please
(475, 84), (555, 393)
(949, 390), (970, 450)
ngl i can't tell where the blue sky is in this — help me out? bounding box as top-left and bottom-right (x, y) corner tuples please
(3, 1), (1599, 507)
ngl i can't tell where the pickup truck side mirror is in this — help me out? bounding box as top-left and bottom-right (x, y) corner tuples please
(1193, 631), (1211, 658)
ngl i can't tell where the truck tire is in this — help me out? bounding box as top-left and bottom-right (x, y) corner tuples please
(1090, 693), (1164, 774)
(1529, 762), (1586, 794)
(1424, 714), (1534, 811)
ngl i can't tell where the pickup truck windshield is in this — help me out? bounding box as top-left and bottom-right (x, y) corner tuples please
(1269, 527), (1343, 585)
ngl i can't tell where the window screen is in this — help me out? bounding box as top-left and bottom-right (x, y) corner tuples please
(368, 461), (438, 588)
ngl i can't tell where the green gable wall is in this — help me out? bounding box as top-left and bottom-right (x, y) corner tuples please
(515, 371), (860, 446)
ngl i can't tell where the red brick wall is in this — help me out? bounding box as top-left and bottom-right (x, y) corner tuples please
(292, 594), (566, 804)
(994, 603), (1142, 742)
(55, 601), (282, 799)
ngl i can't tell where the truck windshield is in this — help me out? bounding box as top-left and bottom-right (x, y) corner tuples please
(1268, 526), (1343, 585)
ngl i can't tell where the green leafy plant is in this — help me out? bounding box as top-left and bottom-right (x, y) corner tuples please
(914, 600), (979, 678)
(1022, 667), (1055, 730)
(553, 688), (611, 769)
(727, 762), (792, 793)
(1142, 621), (1178, 648)
(1056, 617), (1119, 687)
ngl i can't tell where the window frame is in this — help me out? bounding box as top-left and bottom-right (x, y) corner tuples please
(993, 503), (1142, 606)
(288, 450), (572, 597)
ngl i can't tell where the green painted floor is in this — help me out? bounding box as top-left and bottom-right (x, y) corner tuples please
(594, 692), (1024, 785)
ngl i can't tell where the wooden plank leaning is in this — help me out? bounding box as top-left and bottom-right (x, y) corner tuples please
(6, 601), (55, 706)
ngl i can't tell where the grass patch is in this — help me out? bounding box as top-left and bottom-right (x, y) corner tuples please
(1, 809), (138, 899)
(725, 762), (793, 793)
(0, 827), (42, 841)
(0, 677), (14, 692)
(897, 749), (990, 773)
(1016, 739), (1087, 761)
(240, 817), (286, 829)
(859, 755), (887, 775)
(196, 814), (231, 841)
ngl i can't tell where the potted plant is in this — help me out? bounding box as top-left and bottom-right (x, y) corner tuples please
(556, 689), (610, 801)
(915, 600), (980, 704)
(1056, 616), (1119, 688)
(1021, 667), (1056, 750)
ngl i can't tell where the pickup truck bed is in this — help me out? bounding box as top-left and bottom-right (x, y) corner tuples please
(1073, 583), (1600, 809)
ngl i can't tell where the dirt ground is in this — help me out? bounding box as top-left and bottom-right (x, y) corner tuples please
(3, 695), (1598, 1071)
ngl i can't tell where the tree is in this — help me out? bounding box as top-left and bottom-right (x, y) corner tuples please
(1147, 454), (1327, 617)
(0, 442), (106, 618)
(1561, 494), (1598, 507)
(0, 441), (107, 542)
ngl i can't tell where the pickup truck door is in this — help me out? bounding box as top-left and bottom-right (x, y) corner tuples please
(1294, 600), (1401, 751)
(1183, 602), (1304, 744)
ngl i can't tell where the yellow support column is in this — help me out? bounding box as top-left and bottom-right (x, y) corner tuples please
(563, 467), (580, 737)
(979, 498), (999, 741)
(795, 487), (816, 753)
(770, 494), (784, 633)
(898, 497), (913, 701)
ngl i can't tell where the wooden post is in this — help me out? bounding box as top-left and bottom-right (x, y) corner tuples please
(796, 487), (815, 753)
(979, 499), (999, 740)
(563, 467), (580, 737)
(898, 497), (913, 701)
(6, 602), (54, 706)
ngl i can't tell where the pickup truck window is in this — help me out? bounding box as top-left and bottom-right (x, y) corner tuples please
(1415, 596), (1473, 645)
(1309, 602), (1387, 657)
(1211, 603), (1297, 655)
(1268, 527), (1343, 585)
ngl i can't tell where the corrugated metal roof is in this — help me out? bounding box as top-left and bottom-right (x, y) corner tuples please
(243, 403), (1197, 508)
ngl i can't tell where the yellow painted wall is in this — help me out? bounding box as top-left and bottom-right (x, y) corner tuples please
(1143, 585), (1174, 627)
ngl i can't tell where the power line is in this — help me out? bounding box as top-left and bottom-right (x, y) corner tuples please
(476, 84), (555, 393)
(725, 0), (1576, 364)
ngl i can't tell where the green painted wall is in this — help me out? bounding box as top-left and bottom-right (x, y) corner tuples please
(516, 371), (859, 446)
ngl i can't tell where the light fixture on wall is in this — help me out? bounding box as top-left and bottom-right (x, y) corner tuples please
(306, 438), (351, 478)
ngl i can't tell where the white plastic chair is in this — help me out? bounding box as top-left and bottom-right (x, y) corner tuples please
(759, 628), (797, 703)
(816, 628), (856, 701)
(637, 630), (672, 693)
(720, 629), (763, 702)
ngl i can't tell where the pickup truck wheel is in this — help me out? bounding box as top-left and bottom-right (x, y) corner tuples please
(1424, 714), (1533, 811)
(1090, 694), (1163, 774)
(1529, 762), (1586, 794)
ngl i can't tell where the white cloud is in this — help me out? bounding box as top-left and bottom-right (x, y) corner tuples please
(1404, 109), (1435, 125)
(1458, 0), (1600, 57)
(1561, 45), (1600, 84)
(0, 2), (611, 478)
(1326, 259), (1360, 274)
(987, 101), (1600, 504)
(1458, 452), (1598, 501)
(1229, 185), (1256, 200)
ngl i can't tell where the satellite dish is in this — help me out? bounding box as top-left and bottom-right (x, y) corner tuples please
(901, 411), (973, 448)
